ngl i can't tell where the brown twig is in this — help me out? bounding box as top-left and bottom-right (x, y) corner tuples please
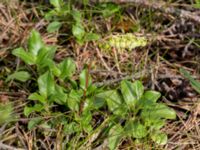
(94, 70), (149, 87)
(0, 142), (24, 150)
(91, 0), (200, 24)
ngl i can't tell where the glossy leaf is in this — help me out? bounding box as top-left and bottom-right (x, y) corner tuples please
(6, 71), (30, 82)
(141, 103), (176, 121)
(36, 46), (56, 65)
(121, 80), (144, 108)
(143, 91), (161, 103)
(58, 58), (76, 80)
(12, 47), (35, 65)
(108, 124), (123, 150)
(151, 132), (168, 145)
(47, 21), (62, 33)
(28, 30), (43, 56)
(38, 71), (55, 98)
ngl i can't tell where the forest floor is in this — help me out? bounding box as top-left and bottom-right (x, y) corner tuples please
(0, 0), (200, 150)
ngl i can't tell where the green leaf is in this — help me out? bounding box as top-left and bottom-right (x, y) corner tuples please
(12, 47), (36, 65)
(50, 84), (68, 105)
(81, 110), (92, 133)
(58, 58), (76, 80)
(150, 119), (165, 130)
(38, 71), (55, 98)
(100, 3), (121, 18)
(79, 69), (92, 90)
(67, 90), (82, 111)
(138, 90), (161, 109)
(97, 90), (125, 115)
(108, 124), (123, 150)
(121, 80), (144, 108)
(141, 103), (176, 121)
(36, 46), (56, 65)
(28, 92), (46, 104)
(50, 0), (62, 9)
(6, 71), (30, 82)
(143, 91), (161, 102)
(151, 132), (168, 145)
(125, 120), (147, 139)
(41, 59), (61, 77)
(71, 9), (82, 23)
(47, 21), (62, 33)
(45, 10), (57, 20)
(24, 104), (44, 117)
(180, 68), (200, 94)
(84, 33), (101, 41)
(28, 30), (43, 56)
(194, 0), (200, 8)
(72, 23), (85, 41)
(28, 117), (43, 130)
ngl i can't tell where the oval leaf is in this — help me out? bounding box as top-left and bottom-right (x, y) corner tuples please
(47, 21), (62, 33)
(121, 80), (144, 108)
(6, 71), (31, 82)
(28, 30), (43, 56)
(38, 71), (55, 98)
(72, 24), (85, 41)
(143, 90), (161, 103)
(12, 48), (36, 65)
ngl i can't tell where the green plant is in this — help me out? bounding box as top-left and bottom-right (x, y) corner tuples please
(45, 0), (100, 44)
(11, 30), (101, 130)
(194, 0), (200, 8)
(96, 80), (176, 149)
(11, 30), (176, 149)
